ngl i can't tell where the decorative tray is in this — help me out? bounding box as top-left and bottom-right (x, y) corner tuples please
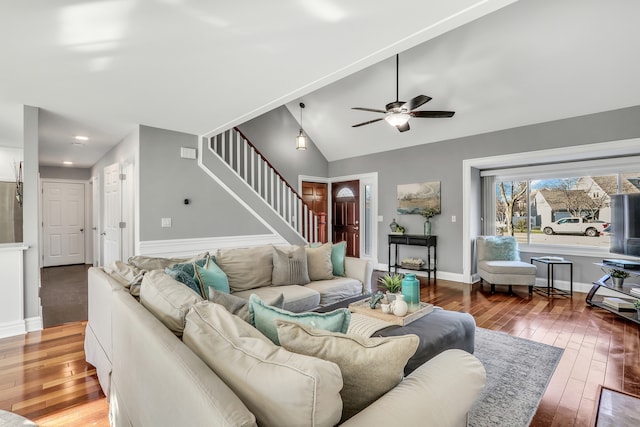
(348, 298), (434, 326)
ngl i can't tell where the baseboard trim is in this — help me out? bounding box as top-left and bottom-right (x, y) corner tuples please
(137, 234), (288, 258)
(25, 316), (43, 333)
(0, 320), (26, 339)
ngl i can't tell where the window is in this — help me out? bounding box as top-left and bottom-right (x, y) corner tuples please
(485, 162), (640, 251)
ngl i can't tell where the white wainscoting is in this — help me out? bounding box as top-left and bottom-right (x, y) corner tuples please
(0, 243), (29, 338)
(137, 234), (288, 258)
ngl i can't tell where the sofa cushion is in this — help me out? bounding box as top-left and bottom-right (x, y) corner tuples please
(194, 258), (230, 297)
(248, 294), (350, 345)
(331, 241), (347, 277)
(128, 252), (208, 271)
(478, 260), (537, 275)
(276, 320), (419, 422)
(183, 301), (343, 427)
(104, 260), (145, 288)
(215, 246), (273, 292)
(209, 290), (284, 322)
(305, 277), (363, 306)
(271, 245), (310, 286)
(234, 285), (320, 313)
(140, 270), (204, 336)
(306, 242), (334, 281)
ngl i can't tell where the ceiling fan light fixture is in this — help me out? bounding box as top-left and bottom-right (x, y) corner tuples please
(384, 112), (410, 127)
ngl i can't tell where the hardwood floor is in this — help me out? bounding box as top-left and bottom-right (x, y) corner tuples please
(0, 278), (638, 426)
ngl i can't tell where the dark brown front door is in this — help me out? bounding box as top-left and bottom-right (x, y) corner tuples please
(332, 180), (360, 257)
(301, 181), (328, 243)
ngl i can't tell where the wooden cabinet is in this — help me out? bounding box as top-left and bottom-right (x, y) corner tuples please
(387, 234), (437, 281)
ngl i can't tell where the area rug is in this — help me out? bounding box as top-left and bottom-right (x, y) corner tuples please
(468, 328), (564, 427)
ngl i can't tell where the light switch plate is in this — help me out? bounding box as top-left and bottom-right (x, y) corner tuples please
(451, 215), (457, 223)
(180, 147), (197, 159)
(161, 217), (172, 227)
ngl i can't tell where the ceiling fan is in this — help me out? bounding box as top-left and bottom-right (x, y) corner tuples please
(351, 54), (455, 132)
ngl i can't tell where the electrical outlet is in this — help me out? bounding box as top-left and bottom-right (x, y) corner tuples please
(161, 217), (172, 227)
(451, 215), (457, 223)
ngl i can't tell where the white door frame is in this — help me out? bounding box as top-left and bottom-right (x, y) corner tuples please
(91, 175), (101, 266)
(40, 178), (90, 266)
(299, 172), (378, 263)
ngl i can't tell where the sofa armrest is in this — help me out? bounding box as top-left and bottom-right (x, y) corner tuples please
(341, 349), (486, 427)
(344, 257), (374, 294)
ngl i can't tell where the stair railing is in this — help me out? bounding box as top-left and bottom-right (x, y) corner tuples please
(208, 127), (320, 243)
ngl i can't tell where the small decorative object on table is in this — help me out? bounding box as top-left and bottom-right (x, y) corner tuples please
(369, 291), (384, 309)
(401, 257), (424, 270)
(610, 268), (630, 288)
(392, 294), (409, 316)
(401, 273), (420, 312)
(634, 300), (640, 318)
(389, 218), (399, 232)
(378, 273), (402, 302)
(420, 208), (439, 236)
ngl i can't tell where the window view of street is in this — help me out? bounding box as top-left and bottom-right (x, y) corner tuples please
(495, 172), (640, 249)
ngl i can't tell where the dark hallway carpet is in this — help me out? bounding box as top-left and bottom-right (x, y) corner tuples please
(40, 264), (91, 328)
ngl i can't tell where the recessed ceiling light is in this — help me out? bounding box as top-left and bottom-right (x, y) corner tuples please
(63, 161), (73, 165)
(74, 135), (89, 141)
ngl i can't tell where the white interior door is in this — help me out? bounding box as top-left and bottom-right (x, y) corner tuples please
(103, 163), (121, 265)
(92, 175), (101, 266)
(42, 181), (85, 267)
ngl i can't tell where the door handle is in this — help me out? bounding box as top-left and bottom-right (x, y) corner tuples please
(101, 232), (107, 236)
(353, 227), (359, 230)
(80, 228), (84, 232)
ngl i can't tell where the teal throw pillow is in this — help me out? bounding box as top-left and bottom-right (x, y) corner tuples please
(484, 236), (519, 261)
(248, 294), (350, 345)
(193, 258), (230, 298)
(331, 241), (347, 277)
(165, 258), (208, 297)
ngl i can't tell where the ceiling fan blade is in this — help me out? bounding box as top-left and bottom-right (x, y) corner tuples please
(396, 122), (410, 132)
(352, 118), (384, 128)
(402, 95), (432, 111)
(411, 110), (456, 118)
(352, 107), (387, 114)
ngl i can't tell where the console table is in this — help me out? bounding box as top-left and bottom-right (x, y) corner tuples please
(388, 234), (437, 281)
(586, 263), (640, 325)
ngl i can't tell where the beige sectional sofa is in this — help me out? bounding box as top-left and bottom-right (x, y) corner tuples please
(85, 244), (486, 426)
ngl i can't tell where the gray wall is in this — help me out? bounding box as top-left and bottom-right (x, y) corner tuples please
(138, 125), (268, 241)
(40, 166), (91, 180)
(329, 105), (640, 277)
(237, 105), (328, 187)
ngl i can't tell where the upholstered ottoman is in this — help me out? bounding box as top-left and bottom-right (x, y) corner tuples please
(374, 308), (476, 375)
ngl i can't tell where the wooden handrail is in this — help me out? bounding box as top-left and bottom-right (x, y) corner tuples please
(232, 127), (303, 201)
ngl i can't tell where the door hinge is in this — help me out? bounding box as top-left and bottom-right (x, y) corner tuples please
(119, 222), (126, 229)
(119, 174), (126, 181)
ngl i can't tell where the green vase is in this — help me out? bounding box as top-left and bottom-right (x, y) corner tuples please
(424, 220), (432, 236)
(401, 273), (420, 312)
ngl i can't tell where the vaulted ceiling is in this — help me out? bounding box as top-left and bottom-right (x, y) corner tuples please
(2, 1), (639, 167)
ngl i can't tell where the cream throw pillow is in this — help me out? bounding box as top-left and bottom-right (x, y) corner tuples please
(140, 270), (204, 336)
(276, 319), (419, 422)
(306, 242), (334, 281)
(183, 301), (343, 427)
(215, 246), (273, 292)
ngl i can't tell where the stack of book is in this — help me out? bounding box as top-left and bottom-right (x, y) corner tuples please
(630, 287), (640, 297)
(602, 297), (636, 311)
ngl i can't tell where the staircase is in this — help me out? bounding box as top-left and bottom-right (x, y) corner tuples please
(199, 127), (321, 244)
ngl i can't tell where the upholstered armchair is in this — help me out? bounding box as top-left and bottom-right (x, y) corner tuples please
(476, 236), (537, 295)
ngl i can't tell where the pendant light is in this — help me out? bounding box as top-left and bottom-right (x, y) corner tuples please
(295, 102), (307, 151)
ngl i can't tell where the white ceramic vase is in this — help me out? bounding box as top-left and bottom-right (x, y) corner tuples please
(392, 294), (408, 317)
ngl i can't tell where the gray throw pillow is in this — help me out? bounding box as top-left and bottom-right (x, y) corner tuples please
(272, 245), (310, 286)
(209, 290), (285, 322)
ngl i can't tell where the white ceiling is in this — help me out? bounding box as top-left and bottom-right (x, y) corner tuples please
(2, 0), (639, 168)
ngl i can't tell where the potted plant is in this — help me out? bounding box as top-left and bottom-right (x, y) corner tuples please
(610, 269), (630, 288)
(634, 300), (640, 319)
(378, 273), (403, 302)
